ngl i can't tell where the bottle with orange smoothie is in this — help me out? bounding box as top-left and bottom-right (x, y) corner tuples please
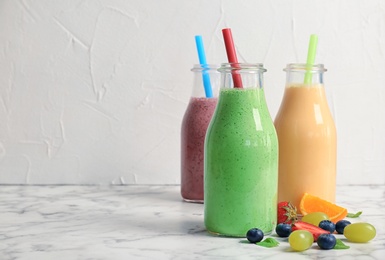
(274, 64), (336, 209)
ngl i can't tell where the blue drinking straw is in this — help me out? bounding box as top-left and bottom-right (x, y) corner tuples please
(195, 35), (213, 98)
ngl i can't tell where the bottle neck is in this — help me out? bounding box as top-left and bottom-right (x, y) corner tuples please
(284, 63), (326, 86)
(191, 64), (220, 98)
(219, 63), (266, 89)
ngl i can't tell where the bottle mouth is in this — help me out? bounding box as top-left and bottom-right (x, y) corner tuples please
(191, 64), (221, 72)
(284, 63), (327, 72)
(218, 63), (267, 73)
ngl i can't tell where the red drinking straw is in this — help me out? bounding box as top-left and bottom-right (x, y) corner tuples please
(222, 28), (243, 88)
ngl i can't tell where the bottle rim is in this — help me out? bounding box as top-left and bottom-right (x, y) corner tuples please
(218, 63), (267, 73)
(191, 64), (221, 72)
(284, 63), (327, 72)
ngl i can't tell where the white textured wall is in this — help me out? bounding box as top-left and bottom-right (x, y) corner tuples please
(0, 0), (384, 185)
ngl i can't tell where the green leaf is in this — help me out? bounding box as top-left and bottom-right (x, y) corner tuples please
(334, 239), (350, 249)
(347, 211), (362, 218)
(256, 238), (280, 248)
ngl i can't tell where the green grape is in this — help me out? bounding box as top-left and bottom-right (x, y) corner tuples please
(344, 222), (376, 243)
(288, 230), (313, 251)
(302, 212), (329, 226)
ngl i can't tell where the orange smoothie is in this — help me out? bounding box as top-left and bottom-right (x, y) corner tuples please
(274, 83), (336, 209)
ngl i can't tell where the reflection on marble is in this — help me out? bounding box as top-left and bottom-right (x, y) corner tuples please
(0, 185), (384, 259)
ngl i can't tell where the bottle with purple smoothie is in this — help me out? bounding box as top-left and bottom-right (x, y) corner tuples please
(181, 64), (220, 203)
(204, 63), (278, 236)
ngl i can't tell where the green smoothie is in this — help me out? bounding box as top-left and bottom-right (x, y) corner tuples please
(204, 87), (278, 237)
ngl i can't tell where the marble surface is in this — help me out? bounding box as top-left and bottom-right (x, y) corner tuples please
(0, 185), (384, 260)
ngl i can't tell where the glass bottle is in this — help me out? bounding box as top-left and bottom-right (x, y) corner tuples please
(181, 64), (220, 203)
(204, 63), (278, 236)
(274, 64), (337, 210)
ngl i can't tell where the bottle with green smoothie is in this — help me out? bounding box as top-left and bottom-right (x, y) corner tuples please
(204, 63), (278, 237)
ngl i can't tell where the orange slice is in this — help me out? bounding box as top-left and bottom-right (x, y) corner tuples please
(299, 193), (348, 223)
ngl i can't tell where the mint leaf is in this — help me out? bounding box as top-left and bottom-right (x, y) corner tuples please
(256, 238), (280, 248)
(347, 211), (362, 218)
(334, 239), (350, 249)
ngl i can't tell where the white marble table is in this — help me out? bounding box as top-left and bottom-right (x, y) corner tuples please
(0, 185), (384, 260)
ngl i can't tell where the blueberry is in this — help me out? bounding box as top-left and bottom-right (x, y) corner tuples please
(319, 220), (336, 233)
(317, 233), (337, 250)
(275, 223), (292, 237)
(335, 220), (351, 234)
(246, 228), (264, 243)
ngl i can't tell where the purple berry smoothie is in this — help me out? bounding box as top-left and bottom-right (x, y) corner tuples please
(181, 97), (217, 202)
